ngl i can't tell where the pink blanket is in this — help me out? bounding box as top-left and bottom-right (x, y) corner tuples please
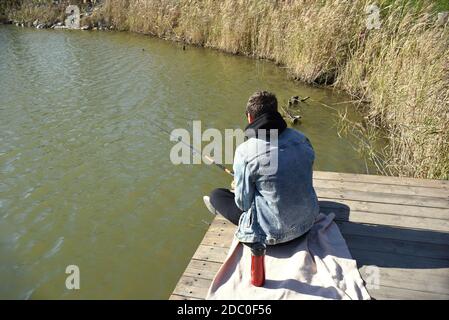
(207, 213), (371, 300)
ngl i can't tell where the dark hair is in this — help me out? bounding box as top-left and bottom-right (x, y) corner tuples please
(246, 91), (278, 119)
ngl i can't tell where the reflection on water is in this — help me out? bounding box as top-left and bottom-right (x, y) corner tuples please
(0, 26), (376, 299)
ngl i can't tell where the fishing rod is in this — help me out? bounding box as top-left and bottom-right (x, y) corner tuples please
(151, 121), (234, 177)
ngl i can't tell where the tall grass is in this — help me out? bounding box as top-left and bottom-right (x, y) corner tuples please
(4, 0), (449, 179)
(3, 0), (86, 25)
(337, 2), (449, 178)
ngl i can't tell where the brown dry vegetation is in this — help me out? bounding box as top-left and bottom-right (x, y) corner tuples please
(4, 1), (65, 25)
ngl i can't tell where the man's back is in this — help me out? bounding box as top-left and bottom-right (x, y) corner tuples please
(233, 128), (320, 245)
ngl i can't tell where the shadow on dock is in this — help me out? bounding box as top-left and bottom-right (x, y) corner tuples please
(319, 201), (449, 270)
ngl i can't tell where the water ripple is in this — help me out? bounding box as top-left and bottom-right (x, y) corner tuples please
(0, 25), (373, 299)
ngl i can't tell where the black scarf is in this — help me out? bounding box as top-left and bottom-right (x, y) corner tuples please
(244, 111), (287, 140)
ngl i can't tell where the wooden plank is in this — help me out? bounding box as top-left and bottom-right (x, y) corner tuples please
(359, 266), (449, 296)
(368, 285), (449, 300)
(318, 203), (449, 232)
(201, 218), (235, 248)
(314, 178), (449, 198)
(314, 171), (449, 189)
(332, 209), (449, 232)
(315, 187), (449, 208)
(201, 229), (235, 248)
(172, 275), (212, 299)
(350, 248), (449, 269)
(319, 198), (449, 220)
(206, 217), (234, 231)
(182, 259), (222, 280)
(192, 244), (230, 264)
(337, 221), (449, 245)
(344, 234), (449, 260)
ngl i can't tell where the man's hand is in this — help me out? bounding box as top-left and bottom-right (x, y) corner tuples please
(230, 179), (236, 191)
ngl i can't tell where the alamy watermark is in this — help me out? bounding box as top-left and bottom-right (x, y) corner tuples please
(365, 3), (448, 29)
(168, 121), (279, 175)
(364, 266), (380, 290)
(366, 4), (381, 30)
(65, 5), (80, 30)
(65, 265), (80, 290)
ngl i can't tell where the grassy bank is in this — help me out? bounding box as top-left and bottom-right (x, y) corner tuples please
(1, 0), (68, 25)
(1, 0), (102, 27)
(3, 0), (448, 179)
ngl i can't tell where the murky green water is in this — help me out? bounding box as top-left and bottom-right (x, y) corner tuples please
(0, 26), (376, 299)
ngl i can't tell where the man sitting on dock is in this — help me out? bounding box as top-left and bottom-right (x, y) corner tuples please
(203, 91), (319, 246)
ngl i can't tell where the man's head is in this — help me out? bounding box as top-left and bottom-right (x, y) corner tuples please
(245, 91), (278, 123)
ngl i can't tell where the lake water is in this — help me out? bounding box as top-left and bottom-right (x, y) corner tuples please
(0, 26), (376, 299)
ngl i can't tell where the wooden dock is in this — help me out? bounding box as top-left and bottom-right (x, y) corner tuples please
(170, 171), (449, 300)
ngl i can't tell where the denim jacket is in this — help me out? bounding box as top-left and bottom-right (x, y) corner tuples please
(233, 127), (319, 245)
